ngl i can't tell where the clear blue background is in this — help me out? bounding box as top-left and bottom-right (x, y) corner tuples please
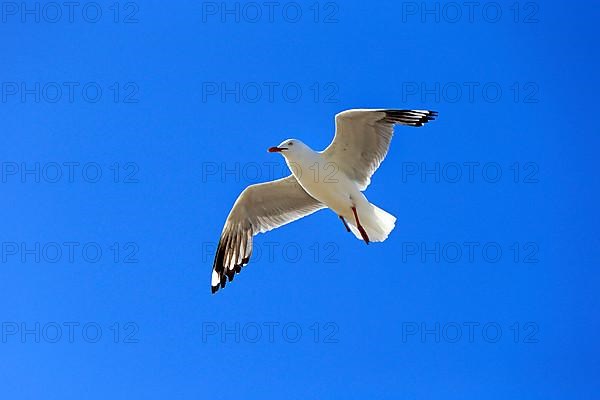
(1, 0), (598, 398)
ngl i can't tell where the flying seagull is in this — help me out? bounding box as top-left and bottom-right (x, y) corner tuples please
(211, 109), (438, 293)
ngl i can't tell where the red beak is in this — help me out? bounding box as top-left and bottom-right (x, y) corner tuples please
(268, 147), (287, 153)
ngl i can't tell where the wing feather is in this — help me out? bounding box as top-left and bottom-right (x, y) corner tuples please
(211, 175), (324, 293)
(322, 109), (437, 190)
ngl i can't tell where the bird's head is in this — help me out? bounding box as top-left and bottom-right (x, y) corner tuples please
(267, 139), (311, 159)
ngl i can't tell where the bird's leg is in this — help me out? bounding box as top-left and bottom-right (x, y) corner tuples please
(351, 206), (370, 245)
(339, 215), (351, 232)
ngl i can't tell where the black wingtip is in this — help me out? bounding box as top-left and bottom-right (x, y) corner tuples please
(211, 226), (254, 294)
(211, 248), (253, 294)
(382, 109), (438, 127)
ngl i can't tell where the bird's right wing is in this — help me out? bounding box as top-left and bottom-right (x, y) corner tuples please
(322, 109), (438, 190)
(211, 175), (325, 293)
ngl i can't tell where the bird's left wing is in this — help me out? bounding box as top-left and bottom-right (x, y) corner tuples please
(211, 175), (325, 293)
(322, 109), (438, 190)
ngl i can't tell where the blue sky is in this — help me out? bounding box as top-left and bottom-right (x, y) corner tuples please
(1, 0), (599, 398)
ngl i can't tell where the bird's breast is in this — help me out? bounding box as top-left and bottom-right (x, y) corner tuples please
(288, 157), (356, 211)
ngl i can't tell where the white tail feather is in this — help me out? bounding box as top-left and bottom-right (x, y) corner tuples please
(347, 203), (396, 242)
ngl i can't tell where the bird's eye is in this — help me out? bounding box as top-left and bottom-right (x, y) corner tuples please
(288, 142), (293, 146)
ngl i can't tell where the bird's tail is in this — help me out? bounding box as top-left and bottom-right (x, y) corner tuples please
(347, 203), (396, 243)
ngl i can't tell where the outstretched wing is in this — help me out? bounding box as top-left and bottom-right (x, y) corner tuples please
(322, 109), (438, 190)
(211, 175), (325, 293)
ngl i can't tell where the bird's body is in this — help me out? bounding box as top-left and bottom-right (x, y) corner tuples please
(211, 109), (438, 293)
(282, 142), (396, 243)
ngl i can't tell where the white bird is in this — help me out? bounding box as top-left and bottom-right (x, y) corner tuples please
(211, 109), (438, 293)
